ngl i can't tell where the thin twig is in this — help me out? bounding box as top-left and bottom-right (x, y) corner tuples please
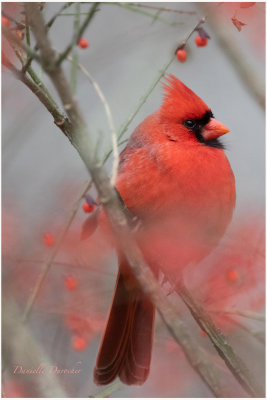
(47, 2), (74, 29)
(129, 3), (197, 15)
(55, 3), (99, 66)
(132, 3), (196, 15)
(26, 66), (60, 112)
(112, 3), (183, 26)
(112, 3), (184, 27)
(66, 54), (119, 186)
(11, 258), (115, 276)
(25, 13), (31, 47)
(70, 3), (80, 93)
(6, 38), (24, 66)
(175, 15), (207, 51)
(117, 55), (175, 140)
(59, 50), (119, 185)
(59, 7), (183, 28)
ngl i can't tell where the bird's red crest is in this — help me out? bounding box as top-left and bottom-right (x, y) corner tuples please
(160, 74), (210, 122)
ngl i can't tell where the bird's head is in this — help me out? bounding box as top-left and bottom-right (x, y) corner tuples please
(160, 75), (229, 148)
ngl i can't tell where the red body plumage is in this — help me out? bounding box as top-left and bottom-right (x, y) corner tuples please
(94, 75), (236, 385)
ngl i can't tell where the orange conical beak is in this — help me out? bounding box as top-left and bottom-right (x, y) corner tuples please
(202, 118), (230, 141)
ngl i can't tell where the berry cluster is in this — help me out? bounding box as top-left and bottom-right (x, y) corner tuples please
(176, 27), (210, 63)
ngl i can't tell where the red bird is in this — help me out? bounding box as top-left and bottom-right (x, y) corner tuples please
(93, 75), (236, 385)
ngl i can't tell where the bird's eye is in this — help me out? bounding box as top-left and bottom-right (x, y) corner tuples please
(184, 119), (196, 129)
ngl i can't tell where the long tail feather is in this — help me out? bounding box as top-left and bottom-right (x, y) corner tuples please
(94, 257), (155, 385)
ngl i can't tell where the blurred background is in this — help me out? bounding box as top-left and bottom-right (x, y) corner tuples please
(2, 2), (265, 398)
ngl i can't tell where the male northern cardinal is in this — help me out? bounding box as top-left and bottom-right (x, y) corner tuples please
(93, 75), (236, 385)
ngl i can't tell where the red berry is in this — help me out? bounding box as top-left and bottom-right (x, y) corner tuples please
(176, 49), (187, 63)
(226, 269), (239, 283)
(71, 335), (87, 351)
(78, 38), (89, 49)
(1, 16), (10, 27)
(43, 233), (54, 247)
(200, 329), (207, 337)
(195, 35), (208, 47)
(82, 201), (94, 213)
(64, 276), (78, 291)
